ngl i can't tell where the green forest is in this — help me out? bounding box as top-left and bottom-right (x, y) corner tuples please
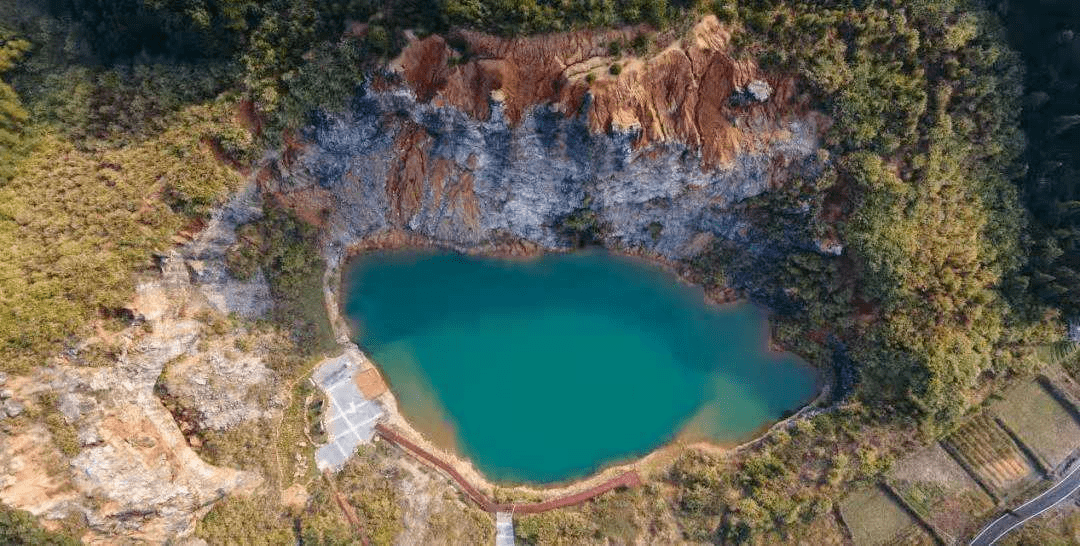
(3, 0), (1080, 542)
(724, 0), (1037, 429)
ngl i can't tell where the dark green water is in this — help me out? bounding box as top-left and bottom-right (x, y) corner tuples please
(343, 250), (817, 483)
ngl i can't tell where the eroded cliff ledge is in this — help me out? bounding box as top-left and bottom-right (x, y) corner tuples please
(265, 16), (828, 264)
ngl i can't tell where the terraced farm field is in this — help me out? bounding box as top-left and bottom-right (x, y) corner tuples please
(888, 525), (936, 546)
(993, 380), (1080, 468)
(889, 444), (994, 539)
(839, 485), (933, 546)
(942, 413), (1036, 496)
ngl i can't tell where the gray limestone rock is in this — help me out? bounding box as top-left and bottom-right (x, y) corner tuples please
(284, 87), (821, 262)
(78, 424), (103, 447)
(59, 392), (96, 423)
(161, 349), (281, 431)
(747, 79), (773, 102)
(3, 399), (25, 418)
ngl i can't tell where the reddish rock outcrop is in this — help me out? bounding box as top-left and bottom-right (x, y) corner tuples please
(379, 122), (483, 230)
(391, 15), (812, 168)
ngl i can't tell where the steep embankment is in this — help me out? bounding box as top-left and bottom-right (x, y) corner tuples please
(0, 189), (270, 543)
(265, 16), (827, 264)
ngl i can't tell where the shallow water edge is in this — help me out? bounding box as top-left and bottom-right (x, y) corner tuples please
(339, 246), (820, 484)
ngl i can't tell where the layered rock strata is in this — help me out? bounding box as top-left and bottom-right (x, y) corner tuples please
(267, 16), (826, 263)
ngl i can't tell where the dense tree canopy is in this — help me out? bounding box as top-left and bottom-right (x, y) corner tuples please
(693, 0), (1041, 427)
(1007, 0), (1080, 318)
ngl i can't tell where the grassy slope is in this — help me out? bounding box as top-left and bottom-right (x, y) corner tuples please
(0, 102), (249, 374)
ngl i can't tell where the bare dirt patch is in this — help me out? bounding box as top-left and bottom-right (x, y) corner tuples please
(354, 366), (389, 399)
(0, 424), (79, 516)
(282, 483), (309, 509)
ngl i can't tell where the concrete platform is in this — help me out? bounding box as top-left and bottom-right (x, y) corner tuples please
(312, 347), (385, 471)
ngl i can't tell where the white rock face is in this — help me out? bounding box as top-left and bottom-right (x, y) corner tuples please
(747, 79), (773, 102)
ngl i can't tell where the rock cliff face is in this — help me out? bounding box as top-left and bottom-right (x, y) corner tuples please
(267, 16), (825, 263)
(0, 188), (271, 543)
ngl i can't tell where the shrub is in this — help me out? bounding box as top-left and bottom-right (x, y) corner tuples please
(196, 495), (293, 544)
(0, 102), (245, 375)
(630, 33), (652, 55)
(226, 208), (335, 355)
(516, 510), (594, 545)
(558, 207), (608, 247)
(647, 221), (663, 242)
(0, 503), (78, 546)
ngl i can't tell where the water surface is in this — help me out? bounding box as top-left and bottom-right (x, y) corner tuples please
(344, 250), (816, 483)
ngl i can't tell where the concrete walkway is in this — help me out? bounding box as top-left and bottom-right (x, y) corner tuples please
(495, 512), (514, 546)
(969, 462), (1080, 545)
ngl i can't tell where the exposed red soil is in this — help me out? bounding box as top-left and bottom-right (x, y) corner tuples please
(382, 122), (483, 228)
(262, 16), (827, 237)
(266, 187), (334, 228)
(235, 99), (262, 137)
(386, 124), (431, 225)
(392, 15), (816, 169)
(394, 25), (647, 122)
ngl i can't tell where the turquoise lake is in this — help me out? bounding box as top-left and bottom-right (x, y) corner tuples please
(343, 250), (818, 483)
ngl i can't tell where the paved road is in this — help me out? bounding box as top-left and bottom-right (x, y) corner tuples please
(969, 463), (1080, 545)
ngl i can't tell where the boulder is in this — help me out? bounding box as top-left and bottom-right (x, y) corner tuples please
(3, 399), (24, 418)
(747, 79), (773, 102)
